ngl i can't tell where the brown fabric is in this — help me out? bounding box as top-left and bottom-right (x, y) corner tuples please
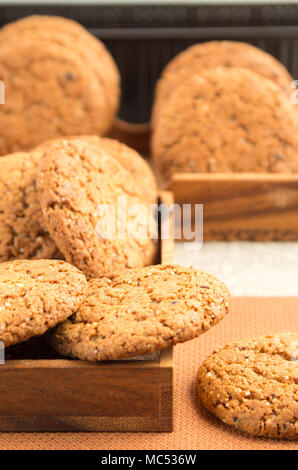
(0, 297), (297, 450)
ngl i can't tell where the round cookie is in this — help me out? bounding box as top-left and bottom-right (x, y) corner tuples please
(0, 37), (115, 155)
(197, 332), (298, 439)
(0, 15), (120, 123)
(50, 264), (231, 361)
(0, 259), (87, 347)
(34, 136), (157, 203)
(152, 68), (298, 181)
(36, 138), (158, 279)
(152, 40), (294, 124)
(0, 151), (59, 261)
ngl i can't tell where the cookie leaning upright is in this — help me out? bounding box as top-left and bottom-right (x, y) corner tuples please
(34, 136), (158, 204)
(0, 16), (120, 155)
(50, 265), (231, 361)
(0, 15), (120, 117)
(0, 151), (59, 261)
(197, 332), (298, 439)
(0, 259), (87, 347)
(152, 68), (298, 182)
(94, 137), (158, 204)
(152, 40), (294, 125)
(36, 138), (158, 279)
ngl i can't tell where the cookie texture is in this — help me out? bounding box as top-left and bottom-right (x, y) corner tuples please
(0, 151), (59, 261)
(50, 264), (231, 361)
(35, 136), (157, 203)
(1, 15), (119, 113)
(0, 15), (120, 123)
(36, 138), (158, 279)
(0, 16), (120, 155)
(152, 40), (294, 124)
(197, 332), (298, 439)
(94, 137), (158, 204)
(152, 68), (298, 181)
(0, 259), (87, 347)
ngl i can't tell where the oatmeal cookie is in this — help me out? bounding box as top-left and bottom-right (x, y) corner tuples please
(50, 264), (230, 361)
(0, 24), (119, 154)
(152, 68), (298, 181)
(198, 332), (298, 439)
(35, 136), (157, 203)
(152, 40), (294, 124)
(0, 259), (87, 347)
(0, 15), (120, 126)
(0, 151), (59, 261)
(36, 138), (158, 279)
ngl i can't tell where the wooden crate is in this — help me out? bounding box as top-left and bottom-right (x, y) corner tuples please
(109, 121), (298, 241)
(169, 173), (298, 241)
(0, 191), (174, 432)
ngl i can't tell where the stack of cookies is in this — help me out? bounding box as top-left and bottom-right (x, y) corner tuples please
(0, 259), (231, 361)
(151, 41), (298, 182)
(0, 15), (232, 365)
(0, 136), (158, 269)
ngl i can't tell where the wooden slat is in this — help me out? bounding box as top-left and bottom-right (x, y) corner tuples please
(169, 173), (298, 240)
(0, 364), (160, 418)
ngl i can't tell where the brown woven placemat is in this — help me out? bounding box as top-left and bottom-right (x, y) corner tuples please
(0, 297), (297, 450)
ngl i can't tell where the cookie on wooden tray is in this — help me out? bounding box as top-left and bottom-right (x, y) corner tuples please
(50, 264), (231, 361)
(0, 15), (120, 127)
(0, 151), (59, 261)
(197, 332), (298, 440)
(152, 40), (294, 124)
(152, 67), (298, 182)
(35, 136), (157, 204)
(0, 259), (87, 347)
(0, 17), (120, 155)
(36, 138), (158, 279)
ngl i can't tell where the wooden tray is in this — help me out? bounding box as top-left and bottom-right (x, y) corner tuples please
(169, 173), (298, 241)
(108, 120), (298, 241)
(0, 191), (174, 433)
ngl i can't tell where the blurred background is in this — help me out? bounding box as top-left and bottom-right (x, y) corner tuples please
(1, 0), (297, 123)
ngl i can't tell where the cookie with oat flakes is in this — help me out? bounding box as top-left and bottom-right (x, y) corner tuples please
(0, 35), (118, 155)
(0, 151), (59, 261)
(34, 136), (157, 204)
(36, 138), (158, 279)
(152, 40), (294, 125)
(152, 68), (298, 182)
(0, 259), (87, 347)
(197, 332), (298, 439)
(50, 264), (230, 361)
(0, 15), (120, 134)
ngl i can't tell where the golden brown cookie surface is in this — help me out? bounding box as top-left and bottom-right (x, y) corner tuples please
(95, 137), (158, 204)
(0, 16), (120, 155)
(152, 68), (298, 181)
(50, 264), (230, 361)
(35, 136), (157, 203)
(0, 15), (120, 122)
(197, 332), (298, 439)
(36, 138), (158, 279)
(0, 259), (87, 347)
(0, 152), (59, 261)
(153, 40), (294, 124)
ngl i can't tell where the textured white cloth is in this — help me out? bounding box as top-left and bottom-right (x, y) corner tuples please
(174, 241), (298, 296)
